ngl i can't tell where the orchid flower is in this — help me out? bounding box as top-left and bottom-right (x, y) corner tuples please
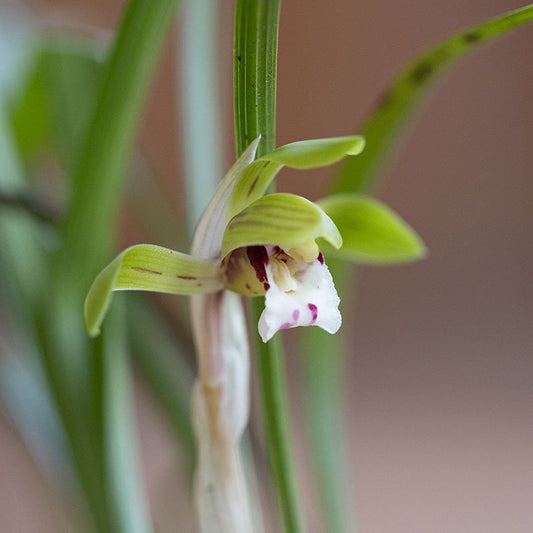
(83, 135), (425, 532)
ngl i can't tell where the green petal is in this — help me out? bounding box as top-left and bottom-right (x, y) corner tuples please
(318, 193), (427, 264)
(222, 193), (342, 257)
(84, 244), (222, 336)
(228, 135), (365, 218)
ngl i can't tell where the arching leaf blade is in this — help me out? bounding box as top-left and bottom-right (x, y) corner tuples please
(331, 4), (533, 194)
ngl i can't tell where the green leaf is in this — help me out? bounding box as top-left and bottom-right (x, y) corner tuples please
(222, 193), (342, 257)
(85, 244), (222, 337)
(57, 0), (181, 290)
(318, 193), (426, 264)
(100, 301), (152, 533)
(180, 0), (224, 234)
(229, 135), (364, 218)
(331, 4), (533, 194)
(8, 38), (103, 168)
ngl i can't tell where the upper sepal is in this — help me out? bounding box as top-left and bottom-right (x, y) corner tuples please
(84, 244), (222, 336)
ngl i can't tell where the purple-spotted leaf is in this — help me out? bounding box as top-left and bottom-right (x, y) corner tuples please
(228, 135), (365, 218)
(221, 193), (342, 258)
(84, 244), (222, 336)
(318, 193), (427, 264)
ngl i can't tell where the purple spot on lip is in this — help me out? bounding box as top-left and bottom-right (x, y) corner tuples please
(292, 309), (300, 321)
(307, 303), (318, 325)
(317, 252), (324, 264)
(280, 322), (293, 330)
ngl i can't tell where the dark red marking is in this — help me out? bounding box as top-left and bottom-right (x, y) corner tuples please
(317, 252), (324, 264)
(177, 275), (197, 280)
(247, 176), (260, 197)
(131, 266), (162, 275)
(246, 246), (269, 286)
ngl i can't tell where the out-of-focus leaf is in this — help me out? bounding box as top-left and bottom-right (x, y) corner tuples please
(8, 38), (103, 167)
(229, 136), (364, 218)
(222, 193), (342, 257)
(128, 298), (195, 462)
(101, 300), (152, 533)
(180, 0), (224, 234)
(319, 193), (426, 264)
(0, 102), (45, 305)
(331, 4), (533, 194)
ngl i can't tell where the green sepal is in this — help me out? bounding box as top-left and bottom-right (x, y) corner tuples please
(318, 193), (427, 264)
(222, 193), (342, 258)
(84, 244), (222, 336)
(229, 135), (365, 218)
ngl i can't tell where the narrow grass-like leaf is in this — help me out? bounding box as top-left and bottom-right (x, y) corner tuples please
(25, 2), (181, 532)
(0, 102), (44, 307)
(58, 0), (180, 286)
(307, 7), (533, 530)
(222, 193), (342, 257)
(85, 244), (222, 336)
(180, 0), (224, 235)
(319, 193), (426, 264)
(229, 136), (364, 218)
(128, 299), (195, 463)
(8, 39), (103, 169)
(300, 299), (355, 533)
(102, 300), (152, 533)
(331, 3), (533, 194)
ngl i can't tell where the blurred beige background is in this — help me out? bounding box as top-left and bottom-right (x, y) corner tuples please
(1, 0), (532, 531)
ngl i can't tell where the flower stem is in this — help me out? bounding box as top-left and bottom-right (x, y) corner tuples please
(251, 305), (305, 533)
(234, 1), (305, 531)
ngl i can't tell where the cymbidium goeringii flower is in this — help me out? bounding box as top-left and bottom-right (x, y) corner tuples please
(83, 135), (426, 533)
(84, 135), (426, 341)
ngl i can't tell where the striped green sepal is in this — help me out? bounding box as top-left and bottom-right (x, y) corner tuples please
(85, 244), (222, 336)
(318, 193), (427, 264)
